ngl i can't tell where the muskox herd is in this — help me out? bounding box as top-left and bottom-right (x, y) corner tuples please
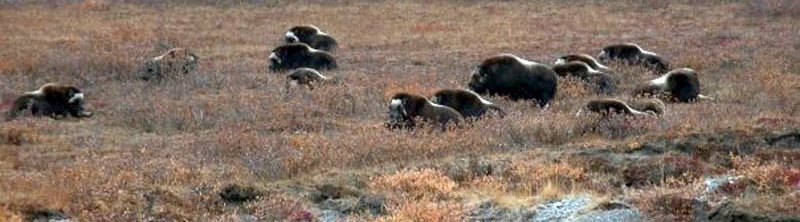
(6, 24), (712, 133)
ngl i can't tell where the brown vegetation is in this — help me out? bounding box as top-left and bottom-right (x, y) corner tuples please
(0, 0), (798, 221)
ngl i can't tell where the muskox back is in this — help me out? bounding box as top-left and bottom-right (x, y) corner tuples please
(468, 54), (558, 107)
(431, 89), (505, 119)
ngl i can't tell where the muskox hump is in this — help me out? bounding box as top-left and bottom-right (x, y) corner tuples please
(469, 54), (557, 107)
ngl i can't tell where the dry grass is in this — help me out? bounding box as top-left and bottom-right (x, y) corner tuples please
(0, 0), (798, 221)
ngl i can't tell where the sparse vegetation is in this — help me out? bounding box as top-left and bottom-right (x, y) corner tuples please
(0, 0), (798, 221)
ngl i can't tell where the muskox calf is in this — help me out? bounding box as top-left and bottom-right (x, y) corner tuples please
(555, 53), (613, 73)
(269, 43), (337, 71)
(468, 54), (558, 107)
(580, 98), (664, 118)
(284, 25), (338, 52)
(6, 83), (93, 120)
(552, 61), (616, 94)
(634, 68), (713, 102)
(285, 68), (339, 90)
(141, 48), (198, 80)
(430, 89), (505, 119)
(597, 43), (669, 74)
(385, 92), (464, 130)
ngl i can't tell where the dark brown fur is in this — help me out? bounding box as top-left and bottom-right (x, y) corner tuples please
(555, 53), (612, 72)
(597, 43), (669, 74)
(582, 99), (660, 117)
(634, 68), (711, 102)
(430, 89), (505, 119)
(269, 43), (337, 71)
(284, 25), (338, 52)
(468, 54), (558, 107)
(385, 92), (464, 130)
(6, 83), (93, 120)
(552, 61), (616, 94)
(285, 68), (340, 90)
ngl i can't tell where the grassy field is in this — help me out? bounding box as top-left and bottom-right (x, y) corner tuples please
(1, 0), (798, 221)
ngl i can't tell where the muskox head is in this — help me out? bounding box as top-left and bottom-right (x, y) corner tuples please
(467, 67), (488, 94)
(385, 93), (423, 129)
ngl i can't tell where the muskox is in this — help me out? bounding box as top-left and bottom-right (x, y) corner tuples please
(141, 48), (198, 80)
(552, 61), (616, 94)
(269, 43), (337, 71)
(6, 83), (93, 120)
(634, 68), (713, 102)
(468, 54), (558, 107)
(430, 89), (505, 119)
(284, 25), (338, 52)
(385, 92), (464, 130)
(285, 68), (339, 90)
(555, 53), (613, 73)
(579, 98), (663, 118)
(597, 43), (669, 74)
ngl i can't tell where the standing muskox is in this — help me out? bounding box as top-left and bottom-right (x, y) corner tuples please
(140, 48), (198, 80)
(552, 61), (616, 94)
(597, 43), (669, 74)
(468, 54), (558, 107)
(269, 43), (338, 71)
(284, 25), (338, 52)
(430, 89), (505, 119)
(385, 92), (464, 130)
(634, 68), (713, 102)
(6, 83), (94, 120)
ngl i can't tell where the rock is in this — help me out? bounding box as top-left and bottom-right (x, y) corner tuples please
(767, 131), (800, 147)
(533, 197), (591, 222)
(317, 210), (348, 222)
(311, 184), (361, 203)
(319, 198), (359, 214)
(357, 194), (386, 215)
(467, 197), (644, 222)
(702, 175), (747, 195)
(219, 184), (262, 203)
(565, 209), (643, 222)
(465, 200), (536, 222)
(318, 194), (385, 215)
(23, 208), (66, 222)
(707, 202), (800, 222)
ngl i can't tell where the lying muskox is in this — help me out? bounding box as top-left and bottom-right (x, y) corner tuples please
(634, 68), (713, 102)
(430, 89), (505, 119)
(285, 68), (340, 90)
(140, 48), (198, 80)
(269, 43), (337, 71)
(597, 43), (669, 74)
(555, 53), (613, 73)
(6, 83), (94, 120)
(579, 98), (664, 118)
(385, 92), (464, 130)
(552, 61), (616, 94)
(284, 25), (338, 52)
(468, 54), (558, 107)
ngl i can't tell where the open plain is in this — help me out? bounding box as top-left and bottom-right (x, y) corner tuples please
(1, 0), (799, 221)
